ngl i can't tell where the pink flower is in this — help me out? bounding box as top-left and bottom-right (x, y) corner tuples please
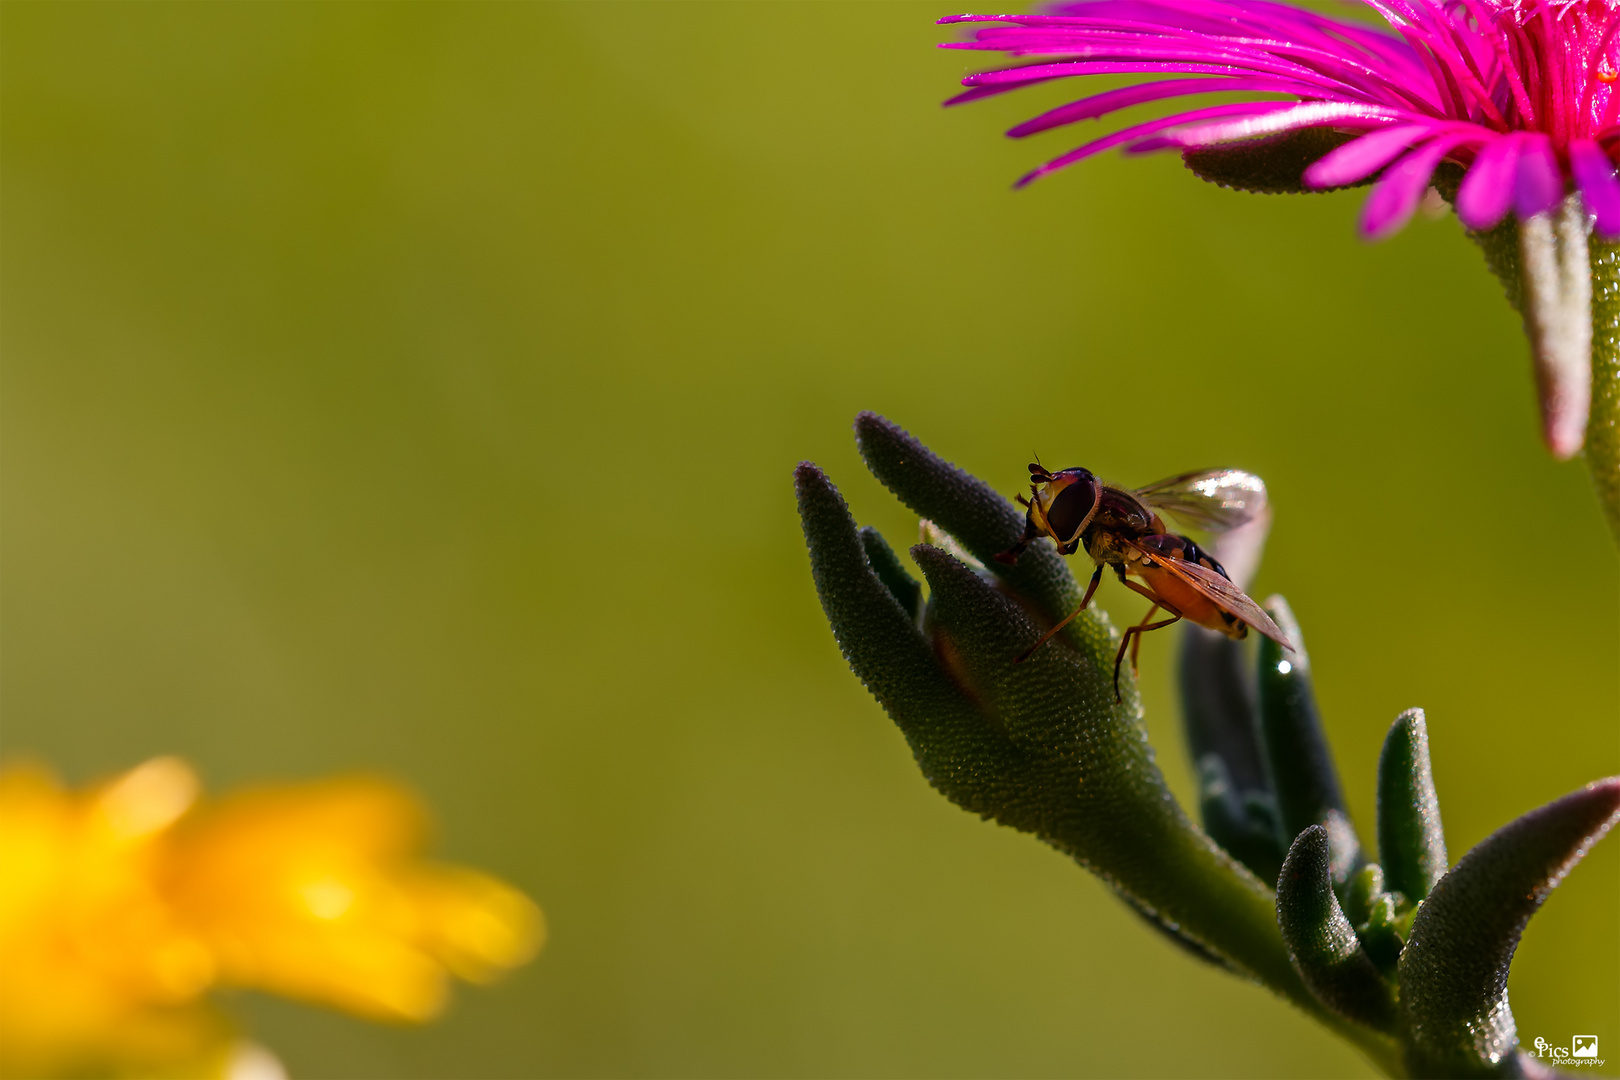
(942, 0), (1620, 243)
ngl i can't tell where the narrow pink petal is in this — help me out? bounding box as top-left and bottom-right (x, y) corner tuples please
(1570, 139), (1620, 238)
(1456, 135), (1523, 231)
(1007, 76), (1296, 137)
(1302, 123), (1432, 187)
(1514, 135), (1565, 220)
(1359, 134), (1473, 240)
(1161, 101), (1407, 146)
(1015, 102), (1276, 186)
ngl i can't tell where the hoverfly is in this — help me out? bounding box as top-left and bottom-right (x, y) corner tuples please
(995, 463), (1294, 699)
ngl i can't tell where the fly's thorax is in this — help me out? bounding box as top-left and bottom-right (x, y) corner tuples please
(1093, 485), (1158, 535)
(1081, 524), (1133, 567)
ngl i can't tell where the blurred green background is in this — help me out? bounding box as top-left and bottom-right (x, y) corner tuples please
(2, 3), (1615, 1077)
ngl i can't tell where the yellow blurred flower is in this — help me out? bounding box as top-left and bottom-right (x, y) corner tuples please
(0, 757), (543, 1079)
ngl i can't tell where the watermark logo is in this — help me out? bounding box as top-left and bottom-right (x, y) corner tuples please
(1530, 1036), (1605, 1068)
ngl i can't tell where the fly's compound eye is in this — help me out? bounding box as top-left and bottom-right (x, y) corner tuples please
(1042, 472), (1100, 543)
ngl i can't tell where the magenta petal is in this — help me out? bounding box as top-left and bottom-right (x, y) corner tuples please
(1164, 101), (1406, 146)
(1358, 134), (1471, 240)
(1302, 123), (1431, 187)
(1014, 102), (1276, 186)
(1514, 135), (1565, 219)
(1570, 139), (1620, 238)
(1456, 135), (1522, 230)
(1007, 77), (1295, 137)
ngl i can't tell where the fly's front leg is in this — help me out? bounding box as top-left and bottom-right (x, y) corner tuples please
(994, 505), (1042, 566)
(1078, 563), (1103, 610)
(1012, 564), (1106, 664)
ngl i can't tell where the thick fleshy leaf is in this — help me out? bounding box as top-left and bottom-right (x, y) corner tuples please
(795, 463), (1018, 814)
(1399, 778), (1620, 1078)
(858, 525), (923, 624)
(1257, 597), (1361, 885)
(1277, 827), (1397, 1031)
(806, 419), (1405, 1074)
(1376, 708), (1447, 902)
(852, 412), (1093, 651)
(1182, 127), (1364, 194)
(1178, 626), (1284, 882)
(910, 543), (1306, 994)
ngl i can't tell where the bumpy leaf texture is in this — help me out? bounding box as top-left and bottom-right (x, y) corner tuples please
(1399, 779), (1620, 1077)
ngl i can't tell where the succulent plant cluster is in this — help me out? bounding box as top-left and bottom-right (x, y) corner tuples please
(797, 412), (1619, 1078)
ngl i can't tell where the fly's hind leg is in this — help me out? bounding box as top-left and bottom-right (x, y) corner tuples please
(1128, 604), (1158, 670)
(1112, 594), (1182, 702)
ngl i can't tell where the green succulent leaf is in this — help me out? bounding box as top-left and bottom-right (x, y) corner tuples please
(1377, 708), (1448, 903)
(795, 462), (1021, 817)
(859, 525), (923, 624)
(1257, 598), (1362, 885)
(1179, 626), (1283, 883)
(799, 417), (1406, 1076)
(1277, 826), (1397, 1031)
(852, 411), (1084, 634)
(1180, 128), (1365, 195)
(1398, 778), (1620, 1078)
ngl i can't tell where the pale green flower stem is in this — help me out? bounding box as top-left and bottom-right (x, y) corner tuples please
(1587, 239), (1620, 541)
(1469, 196), (1620, 543)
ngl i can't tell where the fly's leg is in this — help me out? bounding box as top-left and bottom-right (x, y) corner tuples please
(1013, 564), (1105, 664)
(1113, 611), (1182, 702)
(1128, 605), (1159, 669)
(994, 505), (1041, 565)
(1111, 581), (1183, 701)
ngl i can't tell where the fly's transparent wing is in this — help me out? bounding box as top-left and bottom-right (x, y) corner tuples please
(1134, 469), (1268, 534)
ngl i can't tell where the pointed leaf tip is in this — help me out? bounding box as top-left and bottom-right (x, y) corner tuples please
(1377, 708), (1447, 902)
(1277, 826), (1397, 1031)
(795, 462), (982, 744)
(1256, 597), (1360, 884)
(1399, 778), (1620, 1077)
(851, 412), (1081, 628)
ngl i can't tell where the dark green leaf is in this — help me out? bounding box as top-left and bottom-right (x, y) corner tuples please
(1257, 597), (1361, 885)
(1180, 128), (1364, 195)
(795, 463), (1013, 814)
(1179, 626), (1282, 882)
(1377, 708), (1448, 903)
(1277, 826), (1396, 1031)
(1399, 778), (1620, 1078)
(852, 412), (1087, 637)
(858, 525), (923, 623)
(910, 543), (1308, 995)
